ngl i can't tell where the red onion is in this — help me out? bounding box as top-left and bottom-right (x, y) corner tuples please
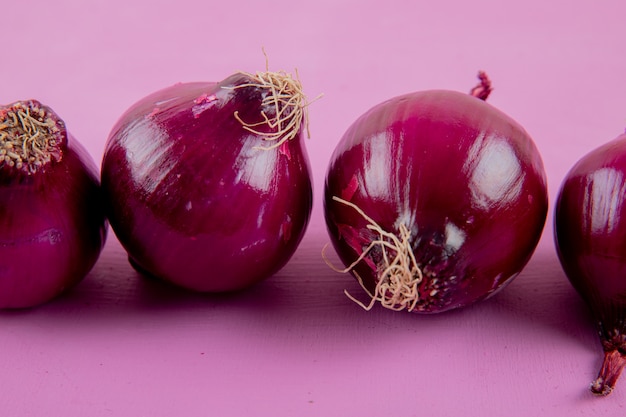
(324, 73), (548, 313)
(0, 100), (107, 308)
(101, 68), (314, 292)
(554, 132), (626, 396)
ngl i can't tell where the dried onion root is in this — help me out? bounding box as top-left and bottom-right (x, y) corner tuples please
(324, 196), (423, 312)
(0, 101), (63, 174)
(231, 54), (319, 150)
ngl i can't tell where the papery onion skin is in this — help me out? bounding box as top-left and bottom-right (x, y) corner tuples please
(0, 100), (107, 308)
(101, 73), (313, 292)
(554, 133), (626, 396)
(324, 86), (548, 313)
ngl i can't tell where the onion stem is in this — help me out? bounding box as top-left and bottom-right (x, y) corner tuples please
(591, 349), (626, 396)
(469, 71), (492, 101)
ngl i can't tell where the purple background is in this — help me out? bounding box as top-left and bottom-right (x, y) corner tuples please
(2, 0), (626, 415)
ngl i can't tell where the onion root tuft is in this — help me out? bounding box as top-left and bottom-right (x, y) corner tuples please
(324, 196), (423, 312)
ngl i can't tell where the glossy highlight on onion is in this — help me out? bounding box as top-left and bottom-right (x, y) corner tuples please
(324, 73), (548, 313)
(101, 67), (314, 292)
(0, 100), (107, 308)
(555, 132), (626, 396)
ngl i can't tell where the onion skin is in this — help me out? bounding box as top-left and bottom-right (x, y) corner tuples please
(0, 100), (107, 308)
(324, 87), (548, 313)
(102, 73), (313, 292)
(554, 133), (626, 396)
